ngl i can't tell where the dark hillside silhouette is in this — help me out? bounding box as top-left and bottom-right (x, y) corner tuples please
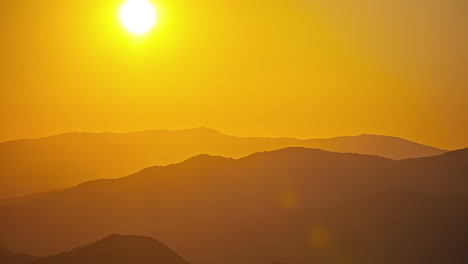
(0, 246), (37, 264)
(33, 234), (190, 264)
(0, 128), (446, 198)
(284, 190), (468, 264)
(3, 191), (468, 264)
(0, 148), (466, 264)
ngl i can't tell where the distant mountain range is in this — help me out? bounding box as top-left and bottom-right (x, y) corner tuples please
(0, 147), (466, 264)
(0, 127), (447, 198)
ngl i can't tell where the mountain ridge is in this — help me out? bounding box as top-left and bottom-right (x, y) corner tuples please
(0, 127), (448, 198)
(2, 147), (466, 207)
(0, 127), (447, 150)
(0, 147), (466, 263)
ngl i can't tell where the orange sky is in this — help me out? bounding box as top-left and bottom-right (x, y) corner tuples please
(0, 0), (467, 149)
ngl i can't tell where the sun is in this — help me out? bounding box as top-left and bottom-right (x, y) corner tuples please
(119, 0), (157, 35)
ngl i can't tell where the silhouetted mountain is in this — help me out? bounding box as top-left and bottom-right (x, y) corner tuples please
(0, 148), (466, 264)
(0, 246), (36, 264)
(282, 190), (468, 264)
(32, 234), (189, 264)
(0, 128), (446, 198)
(235, 190), (468, 264)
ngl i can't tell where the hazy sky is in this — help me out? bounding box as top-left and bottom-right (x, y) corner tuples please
(1, 0), (467, 149)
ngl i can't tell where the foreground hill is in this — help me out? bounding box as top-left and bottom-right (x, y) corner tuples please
(0, 148), (466, 264)
(0, 246), (36, 264)
(33, 234), (189, 264)
(283, 190), (468, 264)
(0, 128), (446, 198)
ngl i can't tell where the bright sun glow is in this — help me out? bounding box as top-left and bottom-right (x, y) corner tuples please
(119, 0), (157, 35)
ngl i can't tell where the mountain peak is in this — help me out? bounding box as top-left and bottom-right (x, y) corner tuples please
(101, 233), (153, 241)
(33, 234), (189, 264)
(179, 127), (224, 135)
(183, 153), (233, 163)
(98, 234), (170, 245)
